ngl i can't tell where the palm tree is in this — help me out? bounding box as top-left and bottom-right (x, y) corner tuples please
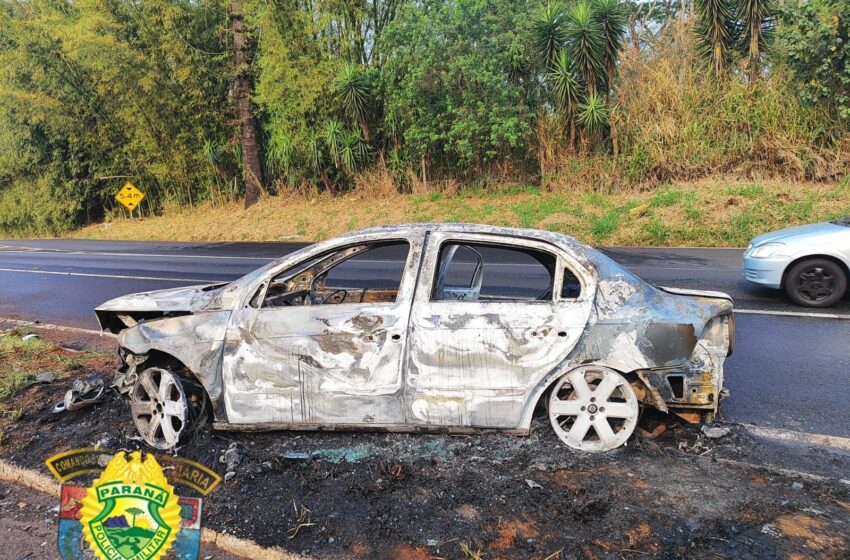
(531, 1), (568, 69)
(591, 0), (628, 94)
(549, 49), (582, 146)
(126, 507), (144, 528)
(335, 64), (373, 141)
(695, 0), (737, 77)
(565, 1), (606, 95)
(738, 0), (773, 83)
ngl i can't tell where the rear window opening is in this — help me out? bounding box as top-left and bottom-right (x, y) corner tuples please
(432, 242), (556, 302)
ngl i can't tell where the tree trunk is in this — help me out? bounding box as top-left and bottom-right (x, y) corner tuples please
(748, 21), (760, 84)
(230, 1), (263, 209)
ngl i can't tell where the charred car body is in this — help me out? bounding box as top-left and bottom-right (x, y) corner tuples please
(96, 224), (734, 452)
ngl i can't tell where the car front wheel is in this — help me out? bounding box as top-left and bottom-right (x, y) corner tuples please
(130, 367), (190, 450)
(785, 258), (847, 308)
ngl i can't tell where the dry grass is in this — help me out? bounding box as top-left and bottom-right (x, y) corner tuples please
(71, 178), (850, 247)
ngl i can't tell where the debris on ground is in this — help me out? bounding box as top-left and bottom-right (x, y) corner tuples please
(51, 376), (105, 413)
(310, 446), (371, 464)
(21, 334), (40, 342)
(702, 424), (732, 439)
(34, 373), (56, 384)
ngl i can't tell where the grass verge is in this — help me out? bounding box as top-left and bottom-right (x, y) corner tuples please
(71, 178), (850, 247)
(0, 330), (107, 405)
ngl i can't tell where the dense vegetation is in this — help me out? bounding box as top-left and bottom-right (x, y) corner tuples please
(0, 0), (848, 236)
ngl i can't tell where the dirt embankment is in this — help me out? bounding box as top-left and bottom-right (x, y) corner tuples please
(1, 325), (849, 560)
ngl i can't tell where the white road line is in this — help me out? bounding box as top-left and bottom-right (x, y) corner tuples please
(741, 423), (850, 453)
(0, 247), (276, 261)
(0, 267), (223, 283)
(733, 308), (850, 320)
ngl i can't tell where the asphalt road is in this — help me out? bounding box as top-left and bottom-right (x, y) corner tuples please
(0, 238), (848, 439)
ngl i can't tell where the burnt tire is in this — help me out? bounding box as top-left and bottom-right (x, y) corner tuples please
(785, 258), (847, 308)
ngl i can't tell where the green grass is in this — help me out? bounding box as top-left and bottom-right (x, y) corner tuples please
(589, 210), (620, 241)
(650, 188), (685, 207)
(724, 183), (765, 199)
(0, 332), (111, 403)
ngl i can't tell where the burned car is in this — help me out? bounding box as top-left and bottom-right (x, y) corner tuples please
(96, 224), (734, 452)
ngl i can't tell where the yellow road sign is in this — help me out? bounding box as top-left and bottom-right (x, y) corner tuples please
(116, 182), (145, 211)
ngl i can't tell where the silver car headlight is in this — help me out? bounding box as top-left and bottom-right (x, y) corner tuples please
(749, 242), (787, 258)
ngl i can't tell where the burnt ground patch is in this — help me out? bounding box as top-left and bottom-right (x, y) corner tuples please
(0, 328), (849, 559)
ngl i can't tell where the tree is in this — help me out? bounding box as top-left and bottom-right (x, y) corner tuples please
(230, 1), (264, 208)
(565, 1), (606, 94)
(531, 2), (568, 69)
(774, 0), (850, 124)
(695, 0), (737, 77)
(336, 64), (375, 141)
(738, 0), (773, 83)
(126, 507), (145, 528)
(591, 0), (628, 94)
(381, 0), (533, 177)
(549, 49), (582, 146)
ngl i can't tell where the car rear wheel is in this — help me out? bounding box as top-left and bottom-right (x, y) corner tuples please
(548, 366), (639, 452)
(130, 367), (189, 450)
(785, 258), (847, 308)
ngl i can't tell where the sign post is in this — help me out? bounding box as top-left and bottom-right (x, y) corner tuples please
(115, 182), (145, 218)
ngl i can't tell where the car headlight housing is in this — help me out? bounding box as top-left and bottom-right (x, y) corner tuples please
(749, 242), (787, 258)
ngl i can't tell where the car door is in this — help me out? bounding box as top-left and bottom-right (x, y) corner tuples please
(221, 232), (425, 426)
(405, 231), (594, 428)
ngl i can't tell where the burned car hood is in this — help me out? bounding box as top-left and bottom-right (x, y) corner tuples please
(96, 283), (229, 313)
(95, 283), (235, 334)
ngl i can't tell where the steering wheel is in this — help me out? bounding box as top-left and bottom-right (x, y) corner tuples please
(319, 289), (348, 305)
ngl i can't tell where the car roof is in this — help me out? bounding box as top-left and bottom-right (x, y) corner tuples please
(350, 223), (581, 246)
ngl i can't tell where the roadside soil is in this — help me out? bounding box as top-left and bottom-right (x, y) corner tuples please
(1, 324), (849, 560)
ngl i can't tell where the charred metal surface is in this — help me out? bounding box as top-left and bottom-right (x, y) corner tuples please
(95, 223), (734, 446)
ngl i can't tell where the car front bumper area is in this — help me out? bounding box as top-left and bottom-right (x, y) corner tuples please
(743, 254), (789, 289)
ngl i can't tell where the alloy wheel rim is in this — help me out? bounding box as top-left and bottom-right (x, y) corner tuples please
(130, 367), (188, 449)
(549, 367), (639, 452)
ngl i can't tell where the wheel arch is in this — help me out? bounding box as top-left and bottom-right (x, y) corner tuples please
(128, 349), (221, 422)
(517, 362), (651, 431)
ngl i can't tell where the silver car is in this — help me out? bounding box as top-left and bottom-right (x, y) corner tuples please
(744, 216), (850, 307)
(96, 224), (734, 453)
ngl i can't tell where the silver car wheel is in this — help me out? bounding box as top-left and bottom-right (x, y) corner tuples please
(548, 366), (639, 452)
(130, 367), (188, 450)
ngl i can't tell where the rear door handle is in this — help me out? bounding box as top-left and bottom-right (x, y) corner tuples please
(391, 333), (402, 341)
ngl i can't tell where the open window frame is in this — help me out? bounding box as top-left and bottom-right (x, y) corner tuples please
(426, 235), (590, 305)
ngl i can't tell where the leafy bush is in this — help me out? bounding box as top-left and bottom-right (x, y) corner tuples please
(774, 0), (850, 124)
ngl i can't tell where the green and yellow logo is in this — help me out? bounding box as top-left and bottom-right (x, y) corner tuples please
(80, 451), (181, 560)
